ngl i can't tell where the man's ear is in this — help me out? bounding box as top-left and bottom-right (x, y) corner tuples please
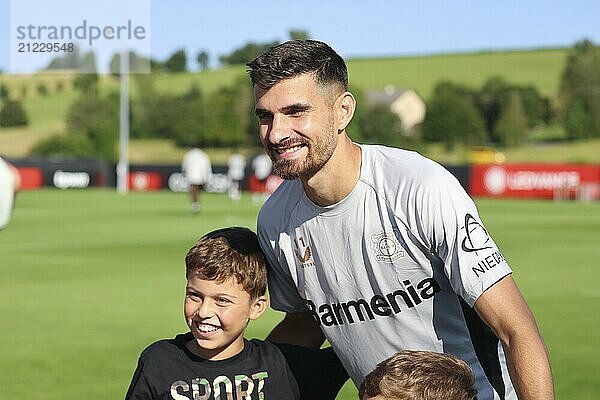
(249, 295), (269, 321)
(336, 91), (356, 132)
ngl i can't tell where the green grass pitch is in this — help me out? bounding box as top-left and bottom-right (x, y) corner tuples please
(0, 189), (598, 399)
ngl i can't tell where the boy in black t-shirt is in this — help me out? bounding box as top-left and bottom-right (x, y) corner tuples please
(125, 227), (347, 400)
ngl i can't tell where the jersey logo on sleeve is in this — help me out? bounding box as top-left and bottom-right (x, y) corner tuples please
(368, 231), (405, 263)
(461, 213), (493, 253)
(461, 214), (508, 278)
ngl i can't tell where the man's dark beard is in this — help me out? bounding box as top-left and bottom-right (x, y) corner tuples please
(266, 118), (337, 180)
(271, 157), (321, 180)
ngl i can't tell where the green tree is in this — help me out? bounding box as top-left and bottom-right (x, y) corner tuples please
(172, 85), (207, 147)
(516, 85), (553, 127)
(73, 73), (99, 93)
(289, 29), (309, 40)
(0, 99), (29, 127)
(196, 50), (209, 71)
(173, 77), (256, 148)
(346, 85), (365, 143)
(138, 93), (180, 138)
(46, 44), (81, 70)
(494, 92), (528, 147)
(237, 76), (261, 147)
(360, 103), (405, 147)
(477, 76), (510, 135)
(165, 49), (187, 72)
(0, 84), (9, 99)
(59, 91), (119, 160)
(130, 74), (180, 139)
(564, 99), (592, 139)
(201, 83), (248, 147)
(421, 93), (486, 150)
(219, 41), (279, 66)
(45, 45), (97, 72)
(422, 87), (486, 150)
(85, 95), (120, 160)
(130, 74), (156, 138)
(478, 76), (552, 140)
(559, 39), (600, 138)
(109, 51), (151, 75)
(37, 83), (49, 96)
(31, 134), (96, 158)
(150, 59), (165, 72)
(30, 89), (118, 161)
(79, 51), (97, 73)
(229, 75), (261, 148)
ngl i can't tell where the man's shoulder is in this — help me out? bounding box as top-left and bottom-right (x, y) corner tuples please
(257, 179), (302, 228)
(360, 144), (452, 191)
(362, 144), (442, 176)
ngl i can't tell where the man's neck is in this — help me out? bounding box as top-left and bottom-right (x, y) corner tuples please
(302, 138), (362, 207)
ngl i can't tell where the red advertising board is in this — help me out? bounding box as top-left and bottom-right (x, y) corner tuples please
(470, 164), (600, 199)
(247, 174), (284, 194)
(16, 167), (43, 190)
(128, 171), (162, 191)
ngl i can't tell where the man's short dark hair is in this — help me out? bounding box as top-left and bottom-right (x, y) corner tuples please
(247, 39), (348, 91)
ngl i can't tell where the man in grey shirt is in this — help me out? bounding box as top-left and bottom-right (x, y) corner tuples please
(248, 40), (553, 400)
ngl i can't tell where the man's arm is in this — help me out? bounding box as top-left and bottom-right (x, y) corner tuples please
(474, 275), (554, 400)
(267, 312), (325, 348)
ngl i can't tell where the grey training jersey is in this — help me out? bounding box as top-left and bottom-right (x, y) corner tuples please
(258, 145), (516, 400)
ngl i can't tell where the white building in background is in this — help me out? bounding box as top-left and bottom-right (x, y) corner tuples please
(366, 85), (426, 134)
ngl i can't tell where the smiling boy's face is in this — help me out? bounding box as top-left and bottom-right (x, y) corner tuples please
(184, 274), (267, 360)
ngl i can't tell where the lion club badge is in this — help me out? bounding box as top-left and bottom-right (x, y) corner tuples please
(368, 231), (405, 263)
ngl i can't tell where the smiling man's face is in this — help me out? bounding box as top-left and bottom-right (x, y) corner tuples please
(254, 73), (341, 180)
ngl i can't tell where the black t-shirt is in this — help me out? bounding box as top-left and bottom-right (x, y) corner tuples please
(125, 333), (348, 400)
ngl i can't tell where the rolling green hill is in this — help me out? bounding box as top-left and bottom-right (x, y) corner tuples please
(3, 47), (596, 164)
(348, 48), (568, 99)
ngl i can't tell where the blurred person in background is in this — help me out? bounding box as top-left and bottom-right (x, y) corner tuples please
(249, 153), (274, 203)
(252, 153), (272, 182)
(359, 350), (478, 400)
(0, 157), (21, 230)
(182, 148), (212, 214)
(227, 153), (246, 201)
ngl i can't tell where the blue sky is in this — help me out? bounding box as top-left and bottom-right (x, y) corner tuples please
(1, 0), (599, 73)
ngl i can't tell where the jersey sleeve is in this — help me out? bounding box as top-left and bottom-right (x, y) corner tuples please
(422, 166), (512, 306)
(257, 210), (309, 313)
